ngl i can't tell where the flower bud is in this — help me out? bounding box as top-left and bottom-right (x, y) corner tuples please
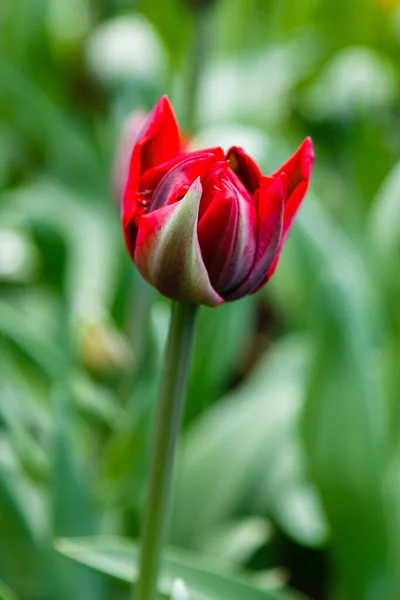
(122, 96), (314, 306)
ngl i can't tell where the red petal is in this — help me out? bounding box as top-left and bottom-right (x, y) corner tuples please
(134, 179), (223, 306)
(139, 154), (190, 193)
(226, 146), (263, 194)
(140, 147), (225, 200)
(122, 144), (143, 260)
(197, 174), (257, 295)
(272, 137), (314, 238)
(138, 95), (181, 174)
(150, 149), (223, 212)
(123, 217), (139, 264)
(122, 96), (181, 230)
(261, 137), (314, 282)
(122, 147), (224, 264)
(224, 174), (286, 300)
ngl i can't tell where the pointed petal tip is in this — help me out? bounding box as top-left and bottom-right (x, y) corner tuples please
(261, 171), (287, 198)
(226, 146), (263, 194)
(226, 145), (244, 157)
(191, 176), (202, 193)
(156, 93), (169, 105)
(133, 175), (222, 307)
(158, 94), (173, 111)
(178, 176), (203, 211)
(152, 95), (177, 125)
(300, 137), (315, 180)
(276, 171), (288, 195)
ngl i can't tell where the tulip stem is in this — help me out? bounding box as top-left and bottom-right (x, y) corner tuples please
(134, 302), (198, 600)
(183, 3), (213, 133)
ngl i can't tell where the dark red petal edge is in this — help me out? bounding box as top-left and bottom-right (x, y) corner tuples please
(226, 146), (263, 195)
(224, 174), (286, 300)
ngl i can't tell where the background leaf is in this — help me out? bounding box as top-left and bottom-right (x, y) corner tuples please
(56, 537), (305, 600)
(1, 0), (400, 598)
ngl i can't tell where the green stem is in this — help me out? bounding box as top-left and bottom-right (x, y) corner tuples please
(134, 302), (198, 600)
(182, 4), (212, 133)
(134, 2), (214, 596)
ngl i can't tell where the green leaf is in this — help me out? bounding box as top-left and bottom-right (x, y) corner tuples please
(0, 60), (104, 190)
(0, 299), (66, 379)
(171, 334), (327, 549)
(0, 580), (20, 600)
(2, 179), (121, 321)
(296, 196), (391, 597)
(186, 297), (255, 423)
(368, 160), (400, 305)
(51, 386), (104, 600)
(0, 434), (45, 597)
(369, 160), (400, 258)
(56, 536), (306, 600)
(52, 386), (97, 537)
(194, 517), (272, 567)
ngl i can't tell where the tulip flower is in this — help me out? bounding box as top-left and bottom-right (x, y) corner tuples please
(122, 96), (314, 307)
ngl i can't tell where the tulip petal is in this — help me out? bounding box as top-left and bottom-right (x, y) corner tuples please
(150, 149), (223, 212)
(137, 95), (181, 174)
(122, 96), (180, 228)
(225, 174), (285, 300)
(123, 217), (140, 264)
(140, 147), (225, 197)
(265, 138), (314, 280)
(226, 146), (263, 194)
(272, 137), (314, 238)
(197, 181), (257, 295)
(134, 178), (224, 307)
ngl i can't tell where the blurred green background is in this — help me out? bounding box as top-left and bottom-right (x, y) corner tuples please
(1, 0), (400, 599)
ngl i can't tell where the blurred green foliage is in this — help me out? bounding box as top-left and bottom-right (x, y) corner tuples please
(1, 0), (400, 599)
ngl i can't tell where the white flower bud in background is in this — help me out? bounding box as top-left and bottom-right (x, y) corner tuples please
(85, 15), (167, 86)
(171, 578), (190, 600)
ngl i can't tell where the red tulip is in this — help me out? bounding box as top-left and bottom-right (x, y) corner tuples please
(122, 96), (314, 306)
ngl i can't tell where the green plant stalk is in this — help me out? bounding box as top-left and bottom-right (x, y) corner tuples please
(134, 1), (215, 596)
(182, 3), (213, 134)
(133, 302), (198, 600)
